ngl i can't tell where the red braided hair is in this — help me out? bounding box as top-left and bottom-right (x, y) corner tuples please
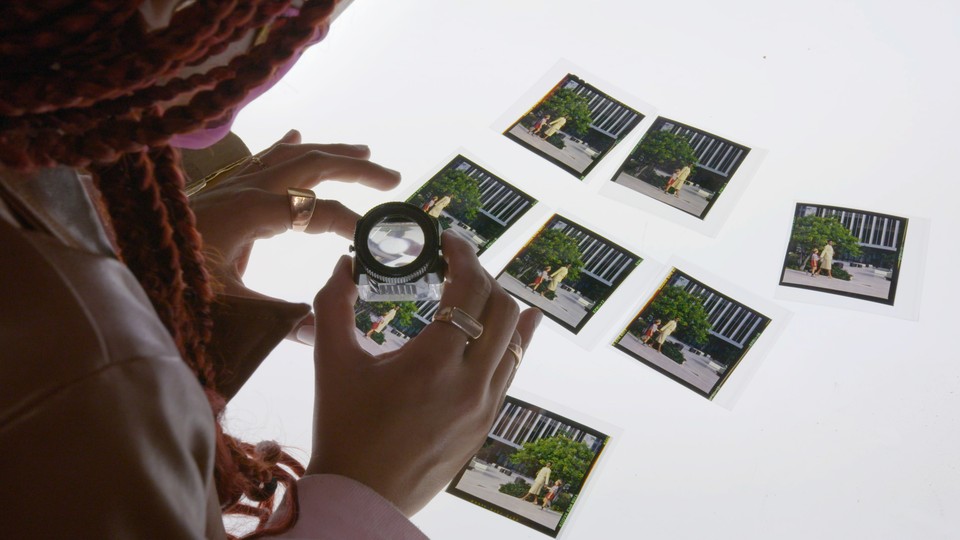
(1, 1), (336, 536)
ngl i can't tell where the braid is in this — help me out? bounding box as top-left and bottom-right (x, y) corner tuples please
(2, 1), (338, 535)
(91, 150), (188, 358)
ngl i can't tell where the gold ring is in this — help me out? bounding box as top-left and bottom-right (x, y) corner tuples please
(287, 187), (316, 232)
(250, 156), (266, 169)
(506, 342), (523, 369)
(432, 306), (484, 340)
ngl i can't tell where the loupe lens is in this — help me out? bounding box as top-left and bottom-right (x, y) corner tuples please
(367, 218), (425, 268)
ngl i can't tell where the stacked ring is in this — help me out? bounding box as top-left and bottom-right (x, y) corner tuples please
(432, 306), (484, 340)
(287, 187), (317, 232)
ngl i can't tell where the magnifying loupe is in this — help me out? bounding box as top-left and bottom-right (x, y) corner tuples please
(352, 202), (445, 302)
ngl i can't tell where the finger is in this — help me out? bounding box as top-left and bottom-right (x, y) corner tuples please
(239, 149), (399, 194)
(313, 255), (362, 362)
(234, 141), (374, 179)
(244, 191), (360, 239)
(464, 283), (519, 377)
(490, 308), (543, 400)
(410, 231), (493, 360)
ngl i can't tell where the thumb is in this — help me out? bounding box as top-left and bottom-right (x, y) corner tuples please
(313, 255), (360, 360)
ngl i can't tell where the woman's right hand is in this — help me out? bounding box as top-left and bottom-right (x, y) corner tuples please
(306, 231), (542, 516)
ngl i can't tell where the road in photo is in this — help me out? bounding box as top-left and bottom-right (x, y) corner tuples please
(454, 467), (562, 530)
(497, 272), (589, 329)
(781, 265), (892, 299)
(616, 333), (719, 394)
(613, 170), (709, 217)
(507, 124), (596, 174)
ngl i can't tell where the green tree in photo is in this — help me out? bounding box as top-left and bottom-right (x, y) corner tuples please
(410, 169), (483, 221)
(789, 215), (862, 269)
(626, 130), (698, 180)
(535, 87), (593, 137)
(509, 435), (597, 493)
(508, 229), (583, 282)
(640, 284), (711, 347)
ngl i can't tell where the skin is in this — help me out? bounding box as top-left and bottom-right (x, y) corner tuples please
(192, 130), (543, 515)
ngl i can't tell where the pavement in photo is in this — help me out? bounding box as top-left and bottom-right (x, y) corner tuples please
(613, 171), (710, 217)
(439, 213), (485, 254)
(507, 124), (596, 175)
(617, 332), (720, 394)
(781, 264), (892, 299)
(497, 273), (590, 330)
(454, 467), (563, 530)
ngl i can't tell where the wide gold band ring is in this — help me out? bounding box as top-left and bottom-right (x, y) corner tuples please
(287, 187), (316, 232)
(432, 306), (484, 340)
(506, 342), (523, 369)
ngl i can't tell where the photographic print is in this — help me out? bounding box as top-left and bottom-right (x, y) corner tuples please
(407, 155), (537, 255)
(447, 396), (609, 538)
(779, 203), (907, 305)
(504, 73), (643, 179)
(496, 215), (642, 334)
(613, 269), (771, 399)
(353, 298), (441, 354)
(610, 117), (750, 219)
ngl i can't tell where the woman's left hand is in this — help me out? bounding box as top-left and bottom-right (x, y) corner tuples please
(190, 129), (401, 300)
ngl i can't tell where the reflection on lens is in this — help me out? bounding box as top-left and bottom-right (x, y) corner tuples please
(367, 218), (425, 268)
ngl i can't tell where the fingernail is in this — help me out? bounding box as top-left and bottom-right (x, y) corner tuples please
(296, 325), (316, 346)
(285, 129), (298, 138)
(351, 144), (369, 152)
(533, 309), (544, 327)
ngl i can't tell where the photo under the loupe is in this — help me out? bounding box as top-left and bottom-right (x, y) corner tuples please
(609, 116), (750, 219)
(447, 396), (609, 538)
(779, 203), (908, 305)
(613, 268), (771, 400)
(353, 298), (439, 354)
(407, 155), (537, 255)
(503, 73), (643, 179)
(496, 214), (642, 335)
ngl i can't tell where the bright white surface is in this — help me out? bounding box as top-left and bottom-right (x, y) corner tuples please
(226, 1), (960, 538)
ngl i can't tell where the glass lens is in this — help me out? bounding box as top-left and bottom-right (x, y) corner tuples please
(367, 218), (425, 268)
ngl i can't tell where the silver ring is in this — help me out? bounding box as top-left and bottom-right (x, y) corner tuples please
(432, 306), (484, 340)
(287, 187), (316, 232)
(250, 155), (266, 169)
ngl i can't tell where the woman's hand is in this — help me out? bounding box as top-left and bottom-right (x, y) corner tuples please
(190, 129), (400, 299)
(307, 231), (543, 516)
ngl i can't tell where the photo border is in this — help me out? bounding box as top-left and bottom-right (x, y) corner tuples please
(612, 267), (772, 400)
(405, 153), (539, 256)
(502, 73), (644, 181)
(445, 395), (611, 538)
(777, 202), (908, 306)
(608, 116), (751, 220)
(495, 213), (643, 335)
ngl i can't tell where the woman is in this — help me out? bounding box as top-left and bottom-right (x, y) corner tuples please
(0, 2), (541, 537)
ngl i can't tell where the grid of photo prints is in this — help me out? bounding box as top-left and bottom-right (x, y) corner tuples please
(779, 203), (908, 305)
(608, 116), (751, 220)
(613, 268), (772, 399)
(354, 155), (538, 354)
(495, 214), (642, 335)
(447, 396), (609, 538)
(503, 73), (643, 180)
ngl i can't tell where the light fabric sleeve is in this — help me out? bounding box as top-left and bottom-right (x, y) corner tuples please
(273, 475), (429, 539)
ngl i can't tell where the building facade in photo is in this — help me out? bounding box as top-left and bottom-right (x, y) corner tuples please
(797, 205), (902, 253)
(655, 119), (748, 180)
(452, 158), (534, 227)
(561, 75), (640, 141)
(671, 274), (765, 349)
(489, 401), (603, 455)
(548, 218), (637, 287)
